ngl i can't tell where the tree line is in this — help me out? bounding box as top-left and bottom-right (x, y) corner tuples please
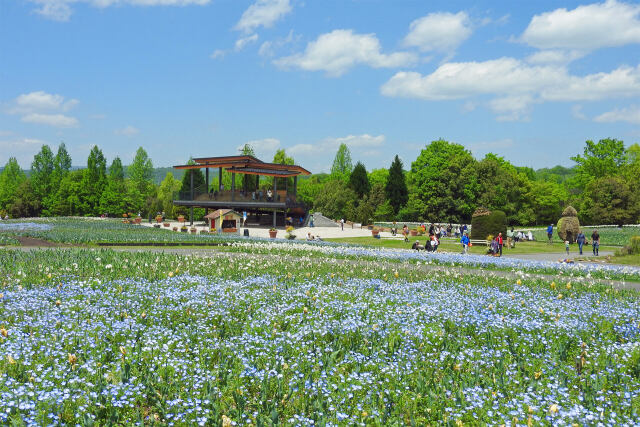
(1, 138), (639, 226)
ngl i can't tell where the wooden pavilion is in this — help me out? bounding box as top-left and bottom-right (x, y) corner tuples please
(172, 155), (311, 227)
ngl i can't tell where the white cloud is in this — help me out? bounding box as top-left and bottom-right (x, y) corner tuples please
(488, 95), (535, 122)
(286, 134), (386, 172)
(115, 125), (140, 137)
(275, 30), (417, 77)
(0, 137), (47, 167)
(21, 113), (79, 128)
(288, 134), (385, 156)
(7, 91), (80, 128)
(258, 30), (296, 57)
(594, 105), (640, 124)
(381, 58), (640, 120)
(572, 104), (587, 120)
(11, 91), (78, 114)
(237, 138), (281, 160)
(30, 0), (210, 21)
(235, 34), (259, 51)
(526, 49), (585, 65)
(235, 0), (292, 34)
(210, 49), (227, 60)
(521, 0), (640, 51)
(403, 11), (472, 53)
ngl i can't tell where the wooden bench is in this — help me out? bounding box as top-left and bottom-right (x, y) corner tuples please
(469, 239), (490, 247)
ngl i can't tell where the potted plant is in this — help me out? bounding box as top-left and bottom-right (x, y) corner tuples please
(190, 228), (197, 234)
(172, 226), (178, 232)
(134, 217), (142, 224)
(285, 226), (296, 240)
(177, 215), (185, 223)
(180, 226), (188, 233)
(156, 215), (163, 223)
(163, 222), (170, 227)
(410, 229), (418, 236)
(269, 228), (278, 238)
(371, 228), (379, 237)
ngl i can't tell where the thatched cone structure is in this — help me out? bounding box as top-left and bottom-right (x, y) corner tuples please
(557, 206), (580, 243)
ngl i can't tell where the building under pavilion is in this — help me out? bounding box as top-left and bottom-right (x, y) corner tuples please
(172, 155), (311, 228)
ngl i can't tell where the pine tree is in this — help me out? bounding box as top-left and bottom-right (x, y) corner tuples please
(385, 155), (408, 215)
(81, 146), (107, 214)
(349, 161), (370, 198)
(99, 157), (129, 216)
(30, 145), (55, 215)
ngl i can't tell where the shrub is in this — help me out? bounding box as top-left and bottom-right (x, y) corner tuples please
(557, 205), (581, 243)
(617, 236), (640, 256)
(471, 208), (506, 240)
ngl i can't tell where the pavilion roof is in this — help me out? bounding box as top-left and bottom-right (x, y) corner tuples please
(173, 155), (311, 176)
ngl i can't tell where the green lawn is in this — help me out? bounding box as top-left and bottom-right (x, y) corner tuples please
(325, 236), (618, 255)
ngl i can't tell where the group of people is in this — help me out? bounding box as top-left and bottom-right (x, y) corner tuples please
(571, 229), (600, 256)
(306, 232), (323, 241)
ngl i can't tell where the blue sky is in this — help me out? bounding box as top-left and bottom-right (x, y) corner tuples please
(1, 0), (639, 172)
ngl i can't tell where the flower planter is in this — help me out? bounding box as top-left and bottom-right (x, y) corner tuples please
(156, 216), (163, 223)
(269, 230), (277, 238)
(134, 217), (142, 224)
(222, 228), (237, 233)
(177, 216), (185, 223)
(190, 228), (197, 234)
(153, 224), (161, 228)
(180, 228), (188, 233)
(172, 227), (178, 232)
(410, 230), (418, 236)
(163, 222), (170, 227)
(371, 230), (379, 237)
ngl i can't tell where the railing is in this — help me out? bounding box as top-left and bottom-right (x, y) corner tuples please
(173, 189), (300, 205)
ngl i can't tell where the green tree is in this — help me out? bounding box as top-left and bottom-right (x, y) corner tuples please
(50, 170), (84, 216)
(42, 143), (73, 215)
(330, 143), (352, 180)
(272, 148), (294, 191)
(296, 174), (329, 208)
(385, 155), (408, 215)
(81, 145), (107, 214)
(348, 161), (370, 198)
(475, 153), (528, 224)
(128, 147), (154, 213)
(30, 145), (55, 214)
(180, 158), (205, 196)
(407, 139), (478, 222)
(0, 158), (27, 213)
(239, 143), (257, 191)
(368, 168), (389, 189)
(570, 138), (626, 190)
(523, 180), (567, 225)
(158, 172), (182, 219)
(581, 176), (640, 225)
(314, 179), (357, 220)
(99, 157), (130, 216)
(9, 180), (41, 218)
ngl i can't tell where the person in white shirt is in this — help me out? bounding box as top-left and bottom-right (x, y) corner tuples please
(527, 230), (533, 241)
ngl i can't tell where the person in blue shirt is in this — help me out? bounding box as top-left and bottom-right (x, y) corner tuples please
(576, 231), (586, 255)
(461, 232), (470, 254)
(547, 224), (553, 244)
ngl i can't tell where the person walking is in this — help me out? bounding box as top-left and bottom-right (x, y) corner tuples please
(340, 218), (344, 231)
(309, 214), (314, 228)
(507, 228), (514, 249)
(591, 229), (600, 256)
(461, 232), (470, 254)
(576, 231), (586, 255)
(242, 211), (247, 227)
(565, 240), (570, 256)
(497, 232), (504, 256)
(547, 224), (553, 244)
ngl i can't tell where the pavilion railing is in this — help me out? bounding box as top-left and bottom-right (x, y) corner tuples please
(173, 189), (299, 204)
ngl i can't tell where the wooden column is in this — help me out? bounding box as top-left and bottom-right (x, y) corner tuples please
(205, 167), (209, 216)
(189, 170), (194, 226)
(273, 175), (277, 200)
(273, 208), (276, 228)
(231, 171), (235, 201)
(218, 167), (222, 191)
(293, 175), (297, 198)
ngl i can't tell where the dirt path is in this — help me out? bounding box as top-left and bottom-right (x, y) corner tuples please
(14, 236), (60, 247)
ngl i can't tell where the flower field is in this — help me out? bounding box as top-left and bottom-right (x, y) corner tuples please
(530, 226), (640, 247)
(1, 248), (640, 425)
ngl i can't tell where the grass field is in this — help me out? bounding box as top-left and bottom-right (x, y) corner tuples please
(1, 248), (640, 425)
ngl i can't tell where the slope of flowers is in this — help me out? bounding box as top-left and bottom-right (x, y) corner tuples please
(1, 249), (640, 425)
